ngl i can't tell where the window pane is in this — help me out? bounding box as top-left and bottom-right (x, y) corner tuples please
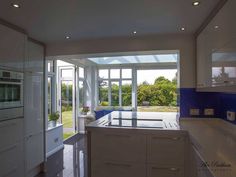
(79, 81), (84, 107)
(110, 69), (120, 79)
(79, 67), (84, 78)
(122, 69), (132, 78)
(99, 80), (109, 105)
(48, 77), (52, 115)
(122, 80), (132, 106)
(225, 67), (236, 78)
(99, 69), (109, 79)
(61, 69), (73, 78)
(48, 60), (54, 72)
(111, 81), (119, 106)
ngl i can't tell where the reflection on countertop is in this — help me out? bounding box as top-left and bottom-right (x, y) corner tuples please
(86, 111), (180, 130)
(180, 118), (236, 177)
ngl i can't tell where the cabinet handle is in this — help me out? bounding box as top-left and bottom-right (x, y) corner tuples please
(54, 138), (59, 143)
(105, 134), (130, 138)
(170, 167), (179, 171)
(105, 162), (131, 168)
(152, 137), (180, 140)
(152, 167), (179, 171)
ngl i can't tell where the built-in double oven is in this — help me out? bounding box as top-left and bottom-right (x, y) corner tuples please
(0, 69), (24, 121)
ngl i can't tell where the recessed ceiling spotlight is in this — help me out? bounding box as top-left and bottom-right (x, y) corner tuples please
(11, 3), (20, 8)
(181, 27), (185, 31)
(65, 36), (70, 39)
(133, 31), (137, 34)
(192, 1), (200, 6)
(214, 25), (219, 29)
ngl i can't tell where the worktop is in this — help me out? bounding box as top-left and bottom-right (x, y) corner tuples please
(87, 112), (236, 177)
(86, 111), (180, 130)
(180, 118), (236, 177)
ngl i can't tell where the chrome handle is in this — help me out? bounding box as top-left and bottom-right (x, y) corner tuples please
(152, 167), (179, 171)
(105, 134), (130, 138)
(170, 167), (179, 171)
(105, 162), (131, 168)
(54, 138), (59, 143)
(152, 136), (180, 140)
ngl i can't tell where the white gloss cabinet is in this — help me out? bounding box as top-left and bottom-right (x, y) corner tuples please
(0, 119), (24, 177)
(197, 0), (236, 90)
(88, 129), (188, 177)
(0, 24), (25, 71)
(46, 124), (64, 157)
(24, 39), (44, 177)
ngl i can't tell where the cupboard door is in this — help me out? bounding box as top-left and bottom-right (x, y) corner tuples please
(147, 134), (185, 166)
(0, 24), (25, 71)
(0, 141), (24, 177)
(147, 165), (183, 177)
(25, 132), (44, 171)
(24, 40), (44, 136)
(0, 119), (23, 149)
(91, 131), (146, 163)
(91, 161), (145, 177)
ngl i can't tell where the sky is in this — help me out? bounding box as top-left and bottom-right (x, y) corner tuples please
(137, 69), (177, 85)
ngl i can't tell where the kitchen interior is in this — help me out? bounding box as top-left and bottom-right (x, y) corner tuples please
(0, 0), (236, 177)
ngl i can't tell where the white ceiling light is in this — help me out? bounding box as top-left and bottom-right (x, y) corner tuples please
(181, 27), (185, 31)
(214, 25), (219, 29)
(133, 31), (137, 34)
(192, 1), (200, 6)
(65, 36), (70, 39)
(11, 3), (20, 8)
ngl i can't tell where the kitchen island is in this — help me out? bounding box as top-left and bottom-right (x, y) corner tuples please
(87, 111), (236, 177)
(86, 111), (193, 177)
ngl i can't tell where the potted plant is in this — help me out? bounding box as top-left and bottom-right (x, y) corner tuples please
(81, 106), (90, 115)
(48, 111), (60, 127)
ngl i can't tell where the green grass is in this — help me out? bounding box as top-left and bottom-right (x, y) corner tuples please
(62, 110), (73, 128)
(137, 106), (178, 112)
(63, 132), (75, 140)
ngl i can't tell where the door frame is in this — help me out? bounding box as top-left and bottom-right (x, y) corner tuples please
(58, 66), (76, 133)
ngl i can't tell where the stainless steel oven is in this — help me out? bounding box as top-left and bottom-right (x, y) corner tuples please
(0, 69), (24, 121)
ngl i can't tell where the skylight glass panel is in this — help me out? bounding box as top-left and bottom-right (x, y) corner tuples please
(88, 54), (178, 65)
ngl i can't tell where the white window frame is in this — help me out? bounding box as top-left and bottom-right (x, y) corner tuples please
(98, 67), (133, 107)
(97, 63), (178, 110)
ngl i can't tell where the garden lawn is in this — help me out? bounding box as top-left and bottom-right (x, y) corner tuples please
(62, 110), (73, 128)
(63, 132), (75, 140)
(137, 106), (178, 112)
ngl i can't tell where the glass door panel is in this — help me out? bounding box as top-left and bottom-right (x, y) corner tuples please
(78, 81), (84, 110)
(122, 80), (132, 106)
(61, 80), (73, 129)
(111, 81), (119, 106)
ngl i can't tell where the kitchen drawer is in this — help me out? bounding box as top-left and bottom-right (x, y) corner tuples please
(147, 164), (184, 177)
(147, 134), (185, 165)
(46, 125), (63, 154)
(0, 118), (23, 150)
(0, 141), (24, 177)
(91, 160), (145, 177)
(91, 131), (146, 163)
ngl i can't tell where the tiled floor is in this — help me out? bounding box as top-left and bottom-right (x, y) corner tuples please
(37, 134), (87, 177)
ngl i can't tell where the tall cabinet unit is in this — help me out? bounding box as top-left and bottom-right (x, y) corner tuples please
(24, 39), (45, 177)
(197, 0), (236, 90)
(0, 24), (26, 177)
(0, 24), (25, 71)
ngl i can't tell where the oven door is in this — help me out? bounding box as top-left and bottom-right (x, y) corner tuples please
(0, 81), (23, 109)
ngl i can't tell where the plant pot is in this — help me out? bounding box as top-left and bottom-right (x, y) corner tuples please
(81, 112), (87, 115)
(49, 120), (57, 127)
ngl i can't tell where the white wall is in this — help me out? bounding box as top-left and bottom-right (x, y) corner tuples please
(46, 34), (196, 88)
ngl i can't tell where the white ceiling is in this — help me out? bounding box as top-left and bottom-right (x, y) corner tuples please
(0, 0), (220, 43)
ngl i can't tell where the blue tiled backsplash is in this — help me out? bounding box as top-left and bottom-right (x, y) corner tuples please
(179, 88), (236, 124)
